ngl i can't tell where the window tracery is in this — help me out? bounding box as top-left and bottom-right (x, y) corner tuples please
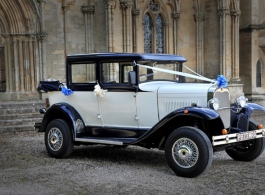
(144, 13), (152, 53)
(156, 14), (164, 53)
(149, 0), (160, 12)
(143, 1), (164, 53)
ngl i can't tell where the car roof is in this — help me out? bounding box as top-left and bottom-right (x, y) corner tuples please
(66, 53), (187, 63)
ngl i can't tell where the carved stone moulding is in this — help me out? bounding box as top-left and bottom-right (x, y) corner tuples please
(36, 32), (48, 42)
(218, 8), (230, 17)
(172, 12), (180, 20)
(104, 0), (117, 8)
(132, 9), (140, 16)
(81, 5), (95, 14)
(149, 0), (160, 13)
(120, 0), (133, 10)
(230, 10), (241, 17)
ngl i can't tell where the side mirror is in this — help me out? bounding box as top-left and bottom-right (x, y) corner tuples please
(128, 71), (136, 85)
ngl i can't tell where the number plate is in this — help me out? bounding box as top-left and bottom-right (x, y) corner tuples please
(237, 131), (257, 142)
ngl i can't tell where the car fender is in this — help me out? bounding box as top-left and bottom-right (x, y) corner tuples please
(244, 103), (265, 116)
(132, 106), (223, 145)
(38, 103), (84, 138)
(231, 103), (265, 131)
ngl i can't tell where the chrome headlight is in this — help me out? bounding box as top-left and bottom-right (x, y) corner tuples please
(208, 98), (220, 110)
(235, 96), (248, 108)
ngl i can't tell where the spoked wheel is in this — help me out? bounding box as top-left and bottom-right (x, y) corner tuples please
(45, 119), (73, 158)
(165, 126), (213, 178)
(171, 138), (199, 168)
(226, 121), (265, 161)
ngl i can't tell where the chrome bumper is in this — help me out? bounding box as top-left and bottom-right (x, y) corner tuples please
(212, 129), (265, 146)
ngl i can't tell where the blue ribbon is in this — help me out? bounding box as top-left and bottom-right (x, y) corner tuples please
(62, 86), (73, 96)
(216, 75), (228, 88)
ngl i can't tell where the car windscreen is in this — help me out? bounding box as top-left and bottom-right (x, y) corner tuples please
(138, 61), (185, 83)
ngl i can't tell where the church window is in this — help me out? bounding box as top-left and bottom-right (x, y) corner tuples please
(256, 60), (262, 87)
(144, 13), (152, 53)
(0, 47), (5, 92)
(143, 0), (164, 54)
(156, 14), (164, 53)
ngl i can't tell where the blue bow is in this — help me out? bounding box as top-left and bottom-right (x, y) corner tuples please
(62, 86), (73, 96)
(216, 75), (228, 88)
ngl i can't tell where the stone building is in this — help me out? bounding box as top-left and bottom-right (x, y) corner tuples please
(0, 0), (264, 104)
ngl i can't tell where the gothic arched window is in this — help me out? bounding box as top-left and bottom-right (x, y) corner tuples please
(256, 60), (262, 87)
(0, 47), (5, 92)
(156, 14), (164, 53)
(144, 13), (152, 53)
(143, 0), (164, 53)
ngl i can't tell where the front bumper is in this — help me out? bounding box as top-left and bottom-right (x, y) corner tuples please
(212, 129), (265, 146)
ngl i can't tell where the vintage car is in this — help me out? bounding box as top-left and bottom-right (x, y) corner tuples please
(35, 53), (265, 178)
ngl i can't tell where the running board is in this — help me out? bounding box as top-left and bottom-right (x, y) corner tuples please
(75, 138), (124, 145)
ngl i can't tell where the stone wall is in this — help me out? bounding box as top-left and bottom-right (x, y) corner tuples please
(204, 0), (220, 79)
(1, 0), (265, 104)
(240, 0), (265, 106)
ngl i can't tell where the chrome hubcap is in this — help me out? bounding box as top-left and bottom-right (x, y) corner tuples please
(172, 138), (199, 168)
(178, 146), (192, 160)
(48, 128), (63, 151)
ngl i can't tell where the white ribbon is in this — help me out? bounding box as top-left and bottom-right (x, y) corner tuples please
(136, 63), (215, 83)
(94, 83), (107, 97)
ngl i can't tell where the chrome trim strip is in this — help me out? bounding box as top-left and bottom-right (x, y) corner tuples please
(207, 86), (216, 102)
(212, 129), (265, 146)
(217, 107), (231, 110)
(75, 138), (123, 145)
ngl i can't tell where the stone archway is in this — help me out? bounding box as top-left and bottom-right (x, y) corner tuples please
(0, 0), (45, 101)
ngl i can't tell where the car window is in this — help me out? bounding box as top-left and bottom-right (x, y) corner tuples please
(102, 62), (133, 84)
(71, 63), (96, 83)
(139, 62), (181, 82)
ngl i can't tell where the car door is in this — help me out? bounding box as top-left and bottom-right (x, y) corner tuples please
(98, 62), (139, 132)
(67, 62), (102, 127)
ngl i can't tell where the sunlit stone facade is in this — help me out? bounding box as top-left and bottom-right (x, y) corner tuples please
(0, 0), (263, 104)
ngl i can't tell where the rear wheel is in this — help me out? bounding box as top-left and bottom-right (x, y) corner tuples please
(226, 121), (265, 161)
(45, 119), (73, 158)
(165, 126), (213, 178)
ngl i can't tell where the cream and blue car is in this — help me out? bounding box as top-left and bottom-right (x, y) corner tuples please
(35, 53), (265, 178)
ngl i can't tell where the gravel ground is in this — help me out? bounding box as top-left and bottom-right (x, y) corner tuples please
(0, 131), (265, 195)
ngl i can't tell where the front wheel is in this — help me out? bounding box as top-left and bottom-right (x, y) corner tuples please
(165, 126), (213, 178)
(226, 121), (265, 161)
(45, 119), (73, 158)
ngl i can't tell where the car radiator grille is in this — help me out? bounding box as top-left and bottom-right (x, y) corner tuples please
(214, 88), (230, 128)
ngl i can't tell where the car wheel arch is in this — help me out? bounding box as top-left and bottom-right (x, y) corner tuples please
(39, 103), (84, 140)
(137, 115), (213, 149)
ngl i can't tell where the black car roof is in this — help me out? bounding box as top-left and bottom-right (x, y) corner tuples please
(66, 53), (187, 63)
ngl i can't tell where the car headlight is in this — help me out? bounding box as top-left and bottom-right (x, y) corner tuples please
(208, 98), (219, 110)
(235, 95), (248, 108)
